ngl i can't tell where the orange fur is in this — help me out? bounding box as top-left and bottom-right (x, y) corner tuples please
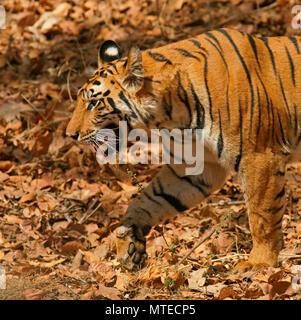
(66, 28), (301, 270)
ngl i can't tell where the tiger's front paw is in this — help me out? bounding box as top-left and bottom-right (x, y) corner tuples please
(115, 225), (147, 271)
(234, 260), (273, 273)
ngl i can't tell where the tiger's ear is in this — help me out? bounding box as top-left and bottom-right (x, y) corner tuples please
(119, 46), (144, 93)
(98, 40), (122, 67)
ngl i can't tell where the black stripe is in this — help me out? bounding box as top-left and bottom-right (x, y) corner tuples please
(205, 32), (223, 51)
(255, 86), (261, 147)
(147, 51), (172, 65)
(93, 80), (101, 86)
(140, 208), (152, 217)
(190, 82), (205, 129)
(277, 111), (288, 147)
(176, 72), (192, 127)
(260, 37), (277, 76)
(272, 216), (283, 227)
(166, 165), (208, 197)
(204, 37), (230, 120)
(255, 69), (271, 147)
(107, 97), (121, 113)
(275, 171), (285, 176)
(162, 92), (173, 120)
(99, 70), (107, 78)
(271, 205), (284, 215)
(118, 91), (138, 118)
(294, 104), (298, 137)
(144, 77), (161, 84)
(143, 191), (161, 206)
(103, 90), (111, 97)
(217, 29), (254, 133)
(188, 39), (208, 53)
(217, 109), (223, 158)
(285, 46), (295, 86)
(247, 34), (261, 68)
(173, 48), (200, 61)
(153, 177), (188, 212)
(275, 186), (285, 200)
(296, 129), (301, 146)
(188, 39), (202, 49)
(278, 76), (292, 124)
(198, 51), (213, 126)
(270, 99), (275, 142)
(111, 64), (118, 73)
(235, 100), (242, 172)
(288, 35), (300, 54)
(92, 91), (102, 98)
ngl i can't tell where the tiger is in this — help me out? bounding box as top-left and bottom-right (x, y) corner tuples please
(66, 28), (301, 272)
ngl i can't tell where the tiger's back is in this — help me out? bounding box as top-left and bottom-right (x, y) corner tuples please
(142, 29), (301, 164)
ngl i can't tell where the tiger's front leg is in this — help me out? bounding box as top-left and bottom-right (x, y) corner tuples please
(116, 161), (227, 270)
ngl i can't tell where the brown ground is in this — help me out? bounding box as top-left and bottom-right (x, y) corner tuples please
(0, 0), (301, 300)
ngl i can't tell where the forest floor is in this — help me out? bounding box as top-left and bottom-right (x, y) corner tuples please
(0, 0), (301, 300)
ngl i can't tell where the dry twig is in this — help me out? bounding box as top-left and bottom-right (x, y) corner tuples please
(177, 227), (216, 266)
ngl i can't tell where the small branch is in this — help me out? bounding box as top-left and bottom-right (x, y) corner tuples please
(67, 69), (73, 102)
(177, 227), (216, 266)
(208, 200), (245, 207)
(78, 199), (103, 224)
(211, 253), (248, 263)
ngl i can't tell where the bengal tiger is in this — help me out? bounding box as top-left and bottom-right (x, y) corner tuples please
(66, 28), (301, 272)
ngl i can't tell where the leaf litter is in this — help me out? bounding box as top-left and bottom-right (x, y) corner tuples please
(0, 0), (301, 300)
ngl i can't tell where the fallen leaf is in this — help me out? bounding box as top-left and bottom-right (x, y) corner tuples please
(188, 268), (207, 291)
(218, 286), (240, 300)
(0, 171), (9, 182)
(70, 250), (83, 272)
(23, 289), (46, 300)
(19, 192), (36, 204)
(6, 215), (23, 224)
(96, 285), (121, 300)
(61, 241), (85, 254)
(80, 250), (101, 264)
(94, 244), (109, 259)
(270, 281), (291, 298)
(0, 161), (13, 171)
(244, 287), (264, 299)
(28, 258), (66, 268)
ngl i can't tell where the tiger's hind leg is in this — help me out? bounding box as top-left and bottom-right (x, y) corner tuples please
(116, 160), (228, 270)
(235, 151), (286, 272)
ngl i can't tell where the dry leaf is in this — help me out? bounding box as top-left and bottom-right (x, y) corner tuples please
(61, 241), (85, 254)
(218, 286), (239, 300)
(23, 289), (46, 300)
(97, 285), (121, 300)
(0, 160), (13, 171)
(94, 244), (109, 259)
(20, 192), (36, 203)
(0, 171), (9, 183)
(6, 215), (23, 224)
(80, 250), (101, 264)
(188, 268), (207, 291)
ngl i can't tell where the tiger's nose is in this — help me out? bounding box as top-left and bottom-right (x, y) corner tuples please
(69, 132), (79, 140)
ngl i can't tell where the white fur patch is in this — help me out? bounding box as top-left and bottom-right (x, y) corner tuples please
(105, 46), (119, 57)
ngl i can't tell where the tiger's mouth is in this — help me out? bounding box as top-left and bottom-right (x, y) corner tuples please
(90, 123), (120, 154)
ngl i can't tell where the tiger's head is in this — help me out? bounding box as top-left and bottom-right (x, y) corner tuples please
(66, 41), (158, 150)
